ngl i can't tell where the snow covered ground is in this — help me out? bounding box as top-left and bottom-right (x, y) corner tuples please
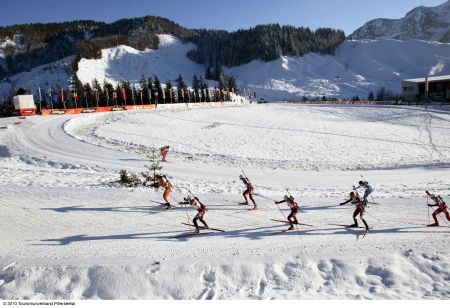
(1, 103), (450, 299)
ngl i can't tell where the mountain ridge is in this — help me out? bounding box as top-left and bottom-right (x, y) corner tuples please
(349, 1), (450, 42)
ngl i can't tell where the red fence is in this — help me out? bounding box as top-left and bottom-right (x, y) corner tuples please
(41, 104), (157, 116)
(40, 99), (252, 116)
(287, 100), (397, 105)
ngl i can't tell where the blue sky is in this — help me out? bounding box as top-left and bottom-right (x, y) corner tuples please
(0, 0), (446, 35)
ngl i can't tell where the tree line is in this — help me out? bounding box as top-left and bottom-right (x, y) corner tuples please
(0, 16), (345, 79)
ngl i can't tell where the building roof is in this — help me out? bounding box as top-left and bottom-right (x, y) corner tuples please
(403, 75), (450, 83)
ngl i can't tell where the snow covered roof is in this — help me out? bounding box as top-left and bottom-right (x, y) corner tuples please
(403, 75), (450, 83)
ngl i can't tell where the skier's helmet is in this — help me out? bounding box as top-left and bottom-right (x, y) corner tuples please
(239, 175), (245, 180)
(349, 191), (356, 197)
(284, 195), (290, 202)
(358, 181), (364, 185)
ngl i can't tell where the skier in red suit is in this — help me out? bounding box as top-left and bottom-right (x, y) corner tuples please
(160, 146), (170, 162)
(340, 191), (369, 230)
(179, 196), (209, 233)
(426, 191), (450, 226)
(239, 175), (257, 209)
(155, 174), (173, 209)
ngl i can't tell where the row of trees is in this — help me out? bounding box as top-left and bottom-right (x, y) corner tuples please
(0, 16), (345, 79)
(41, 72), (239, 109)
(188, 24), (345, 67)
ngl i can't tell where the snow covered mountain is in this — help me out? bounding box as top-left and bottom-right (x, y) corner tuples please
(1, 35), (449, 101)
(349, 1), (450, 42)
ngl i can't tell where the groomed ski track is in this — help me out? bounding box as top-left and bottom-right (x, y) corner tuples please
(0, 103), (449, 299)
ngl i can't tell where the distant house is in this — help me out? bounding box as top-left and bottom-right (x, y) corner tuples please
(402, 75), (450, 102)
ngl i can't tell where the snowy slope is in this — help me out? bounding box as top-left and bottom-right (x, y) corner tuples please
(0, 56), (74, 101)
(0, 104), (450, 299)
(349, 1), (450, 42)
(77, 34), (205, 86)
(1, 35), (449, 102)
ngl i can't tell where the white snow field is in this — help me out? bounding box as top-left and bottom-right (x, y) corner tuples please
(1, 103), (450, 299)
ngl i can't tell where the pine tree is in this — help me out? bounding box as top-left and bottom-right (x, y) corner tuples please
(214, 63), (223, 81)
(139, 75), (150, 104)
(83, 83), (92, 107)
(103, 81), (114, 106)
(141, 147), (163, 188)
(165, 80), (174, 103)
(205, 65), (213, 80)
(120, 80), (132, 105)
(115, 84), (122, 105)
(92, 78), (102, 106)
(147, 77), (155, 104)
(367, 91), (374, 101)
(154, 75), (163, 104)
(227, 74), (237, 93)
(192, 74), (200, 102)
(175, 74), (186, 103)
(199, 76), (206, 102)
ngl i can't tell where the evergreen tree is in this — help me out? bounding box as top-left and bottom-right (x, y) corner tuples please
(103, 80), (114, 106)
(139, 75), (150, 104)
(214, 63), (224, 81)
(154, 75), (163, 104)
(141, 147), (163, 188)
(192, 74), (200, 102)
(83, 83), (92, 107)
(92, 78), (102, 106)
(175, 74), (186, 103)
(205, 65), (213, 80)
(367, 91), (374, 101)
(199, 76), (206, 102)
(115, 84), (122, 105)
(120, 80), (132, 105)
(147, 77), (155, 104)
(227, 74), (237, 93)
(165, 80), (174, 103)
(376, 87), (386, 101)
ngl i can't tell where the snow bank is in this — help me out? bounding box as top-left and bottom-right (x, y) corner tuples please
(1, 250), (448, 299)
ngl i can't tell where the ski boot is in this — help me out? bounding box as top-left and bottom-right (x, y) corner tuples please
(194, 228), (200, 234)
(427, 222), (439, 227)
(288, 225), (294, 231)
(349, 223), (358, 228)
(165, 203), (172, 209)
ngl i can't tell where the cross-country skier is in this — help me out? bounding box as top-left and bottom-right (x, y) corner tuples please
(275, 195), (299, 230)
(426, 191), (450, 226)
(160, 146), (170, 162)
(239, 174), (257, 209)
(179, 196), (209, 233)
(354, 180), (373, 205)
(155, 174), (173, 209)
(339, 191), (369, 230)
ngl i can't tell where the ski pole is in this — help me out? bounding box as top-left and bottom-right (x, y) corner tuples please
(170, 193), (193, 231)
(364, 210), (381, 222)
(427, 194), (430, 223)
(241, 169), (249, 180)
(254, 193), (276, 202)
